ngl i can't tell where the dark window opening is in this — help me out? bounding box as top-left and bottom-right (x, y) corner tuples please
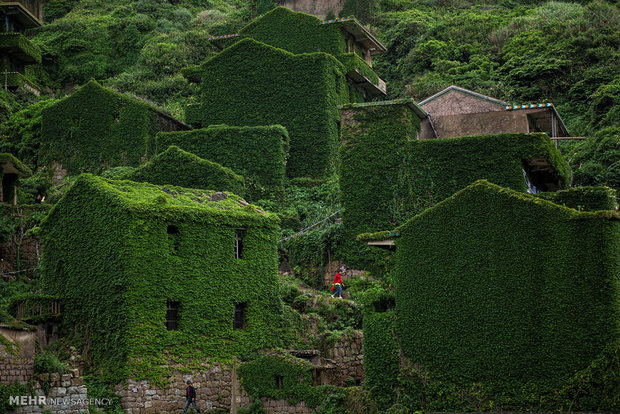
(167, 225), (180, 251)
(233, 302), (246, 330)
(373, 297), (395, 313)
(235, 229), (245, 259)
(165, 301), (180, 331)
(45, 324), (54, 345)
(354, 379), (361, 386)
(275, 375), (284, 390)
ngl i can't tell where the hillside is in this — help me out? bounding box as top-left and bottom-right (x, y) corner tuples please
(0, 0), (618, 413)
(0, 0), (617, 190)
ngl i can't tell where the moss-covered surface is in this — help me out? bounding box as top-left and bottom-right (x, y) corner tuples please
(0, 33), (42, 64)
(393, 180), (620, 405)
(40, 174), (282, 385)
(123, 145), (245, 195)
(240, 7), (346, 57)
(536, 186), (617, 211)
(186, 37), (348, 179)
(340, 99), (570, 268)
(156, 125), (288, 195)
(40, 81), (165, 174)
(0, 153), (33, 177)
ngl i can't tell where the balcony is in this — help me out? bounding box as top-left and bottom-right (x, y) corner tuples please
(1, 71), (40, 95)
(0, 1), (43, 28)
(347, 68), (387, 98)
(0, 32), (41, 63)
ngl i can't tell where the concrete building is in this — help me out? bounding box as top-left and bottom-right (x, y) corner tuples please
(0, 0), (43, 94)
(418, 86), (577, 145)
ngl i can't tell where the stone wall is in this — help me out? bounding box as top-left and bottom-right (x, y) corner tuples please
(324, 330), (364, 386)
(14, 369), (90, 414)
(260, 398), (313, 414)
(277, 0), (346, 19)
(0, 327), (36, 385)
(115, 361), (251, 413)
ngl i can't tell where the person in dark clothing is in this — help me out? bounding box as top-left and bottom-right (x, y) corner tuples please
(183, 380), (201, 413)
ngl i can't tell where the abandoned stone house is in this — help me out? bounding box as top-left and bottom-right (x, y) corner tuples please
(0, 0), (43, 94)
(39, 174), (283, 384)
(361, 180), (620, 396)
(39, 80), (190, 179)
(417, 85), (576, 143)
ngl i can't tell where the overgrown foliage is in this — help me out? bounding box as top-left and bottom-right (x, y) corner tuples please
(187, 37), (348, 179)
(393, 180), (620, 409)
(157, 125), (288, 197)
(238, 353), (348, 409)
(40, 174), (282, 384)
(123, 145), (245, 195)
(536, 186), (617, 211)
(39, 81), (162, 174)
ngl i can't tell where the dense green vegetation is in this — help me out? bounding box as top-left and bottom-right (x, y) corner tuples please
(40, 174), (282, 384)
(0, 0), (618, 412)
(122, 145), (246, 196)
(393, 180), (619, 410)
(156, 125), (289, 197)
(187, 37), (348, 179)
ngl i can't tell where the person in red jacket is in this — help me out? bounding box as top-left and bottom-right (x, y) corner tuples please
(183, 380), (201, 413)
(331, 268), (344, 299)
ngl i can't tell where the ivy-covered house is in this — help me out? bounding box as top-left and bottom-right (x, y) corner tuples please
(156, 124), (289, 197)
(339, 99), (569, 267)
(0, 0), (43, 94)
(360, 180), (620, 407)
(40, 80), (190, 176)
(40, 174), (282, 382)
(184, 7), (385, 179)
(121, 145), (246, 196)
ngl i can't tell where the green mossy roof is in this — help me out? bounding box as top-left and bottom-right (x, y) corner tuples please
(361, 181), (619, 239)
(48, 173), (273, 219)
(124, 145), (245, 194)
(199, 37), (342, 72)
(0, 153), (33, 177)
(401, 180), (619, 231)
(0, 32), (42, 64)
(239, 6), (345, 57)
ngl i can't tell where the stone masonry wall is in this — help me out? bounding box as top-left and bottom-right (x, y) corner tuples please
(260, 398), (313, 414)
(0, 328), (36, 385)
(325, 330), (364, 386)
(116, 361), (251, 413)
(14, 369), (91, 414)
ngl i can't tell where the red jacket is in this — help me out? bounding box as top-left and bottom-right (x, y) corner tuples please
(333, 272), (342, 285)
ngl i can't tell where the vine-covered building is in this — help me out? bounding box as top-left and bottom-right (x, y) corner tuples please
(361, 180), (620, 403)
(0, 152), (31, 205)
(40, 174), (282, 381)
(339, 99), (570, 266)
(40, 81), (189, 176)
(185, 7), (386, 179)
(0, 0), (43, 94)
